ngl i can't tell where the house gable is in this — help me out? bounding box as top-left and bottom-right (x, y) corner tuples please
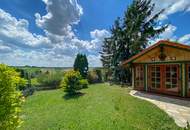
(134, 45), (190, 63)
(122, 40), (190, 65)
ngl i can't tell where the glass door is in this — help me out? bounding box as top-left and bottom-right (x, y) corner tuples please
(148, 64), (180, 95)
(134, 65), (144, 90)
(149, 65), (162, 91)
(165, 65), (179, 93)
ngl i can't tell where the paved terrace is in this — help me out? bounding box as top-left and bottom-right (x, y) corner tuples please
(130, 90), (190, 127)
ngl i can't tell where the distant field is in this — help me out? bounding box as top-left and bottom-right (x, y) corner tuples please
(13, 66), (103, 71)
(18, 83), (181, 130)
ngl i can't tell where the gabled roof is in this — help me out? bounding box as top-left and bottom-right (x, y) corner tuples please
(122, 40), (190, 65)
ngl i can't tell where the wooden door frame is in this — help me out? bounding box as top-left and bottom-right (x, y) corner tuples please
(164, 64), (180, 96)
(134, 64), (144, 91)
(148, 64), (180, 96)
(147, 65), (163, 93)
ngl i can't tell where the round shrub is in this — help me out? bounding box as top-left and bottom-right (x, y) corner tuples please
(0, 64), (25, 130)
(60, 70), (82, 95)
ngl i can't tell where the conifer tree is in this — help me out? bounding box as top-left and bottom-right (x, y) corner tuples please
(74, 53), (89, 78)
(100, 0), (168, 83)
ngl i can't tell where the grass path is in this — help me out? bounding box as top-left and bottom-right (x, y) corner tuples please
(18, 83), (181, 130)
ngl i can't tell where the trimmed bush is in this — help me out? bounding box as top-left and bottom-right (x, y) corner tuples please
(0, 64), (25, 130)
(60, 70), (88, 95)
(60, 70), (82, 95)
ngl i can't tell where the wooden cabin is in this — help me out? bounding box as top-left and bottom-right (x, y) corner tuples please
(122, 40), (190, 98)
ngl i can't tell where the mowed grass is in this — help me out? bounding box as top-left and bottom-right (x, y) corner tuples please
(18, 83), (181, 130)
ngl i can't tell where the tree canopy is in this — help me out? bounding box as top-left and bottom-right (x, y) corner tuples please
(100, 0), (168, 83)
(73, 53), (89, 79)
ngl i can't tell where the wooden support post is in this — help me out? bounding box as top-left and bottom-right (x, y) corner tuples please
(144, 64), (148, 91)
(181, 63), (186, 97)
(132, 67), (135, 89)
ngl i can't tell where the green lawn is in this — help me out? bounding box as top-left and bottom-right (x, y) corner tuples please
(18, 83), (182, 130)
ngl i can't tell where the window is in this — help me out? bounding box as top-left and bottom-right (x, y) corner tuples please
(151, 66), (160, 88)
(135, 65), (144, 88)
(165, 65), (178, 91)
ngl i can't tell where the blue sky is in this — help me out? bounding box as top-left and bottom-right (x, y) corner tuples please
(0, 0), (190, 67)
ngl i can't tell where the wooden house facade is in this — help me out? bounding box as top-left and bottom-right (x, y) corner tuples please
(122, 40), (190, 97)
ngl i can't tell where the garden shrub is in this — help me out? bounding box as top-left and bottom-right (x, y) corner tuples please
(87, 71), (98, 84)
(101, 69), (112, 82)
(17, 78), (34, 97)
(21, 78), (36, 97)
(60, 70), (87, 95)
(0, 64), (25, 130)
(22, 87), (35, 97)
(95, 69), (103, 82)
(36, 71), (64, 90)
(16, 68), (40, 96)
(79, 79), (89, 88)
(17, 78), (27, 91)
(87, 69), (103, 84)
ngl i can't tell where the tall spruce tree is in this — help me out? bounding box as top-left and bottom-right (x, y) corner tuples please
(73, 53), (89, 78)
(100, 0), (168, 83)
(100, 38), (112, 69)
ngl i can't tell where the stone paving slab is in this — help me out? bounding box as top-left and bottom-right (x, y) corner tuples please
(130, 90), (190, 127)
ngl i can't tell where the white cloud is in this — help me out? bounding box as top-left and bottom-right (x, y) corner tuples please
(90, 29), (111, 54)
(0, 6), (109, 67)
(178, 34), (190, 44)
(0, 45), (12, 53)
(159, 24), (177, 39)
(90, 29), (111, 40)
(151, 24), (190, 46)
(149, 1), (190, 45)
(33, 0), (110, 66)
(150, 24), (177, 44)
(34, 0), (99, 56)
(87, 55), (102, 67)
(152, 0), (190, 20)
(35, 0), (83, 36)
(0, 9), (51, 49)
(0, 49), (75, 67)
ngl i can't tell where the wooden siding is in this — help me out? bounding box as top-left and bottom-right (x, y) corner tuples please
(134, 46), (190, 63)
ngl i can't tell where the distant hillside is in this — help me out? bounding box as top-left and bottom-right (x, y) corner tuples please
(11, 66), (103, 71)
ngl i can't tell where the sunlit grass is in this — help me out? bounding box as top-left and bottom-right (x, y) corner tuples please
(18, 83), (181, 130)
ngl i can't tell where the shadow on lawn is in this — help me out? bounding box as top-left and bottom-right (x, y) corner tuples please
(63, 92), (85, 100)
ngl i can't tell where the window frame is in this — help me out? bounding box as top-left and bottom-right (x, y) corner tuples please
(134, 65), (144, 89)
